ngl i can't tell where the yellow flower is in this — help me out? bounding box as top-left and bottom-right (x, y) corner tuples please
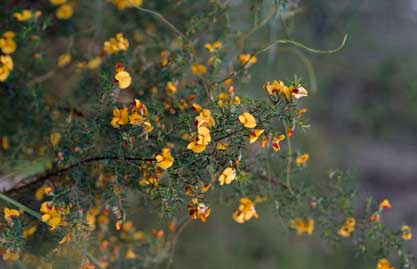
(296, 153), (310, 166)
(50, 0), (67, 5)
(217, 92), (229, 107)
(271, 134), (285, 152)
(165, 81), (178, 96)
(216, 142), (229, 151)
(129, 112), (144, 125)
(290, 86), (308, 99)
(40, 202), (65, 230)
(187, 126), (212, 153)
(232, 198), (258, 224)
(0, 32), (17, 55)
(401, 225), (412, 240)
(125, 248), (137, 259)
(155, 148), (174, 169)
(115, 68), (132, 89)
(204, 41), (222, 52)
(376, 258), (394, 269)
(13, 9), (33, 21)
(1, 136), (9, 150)
(111, 107), (129, 128)
(160, 50), (168, 66)
(218, 167), (236, 186)
(263, 80), (288, 96)
(249, 129), (264, 144)
(239, 112), (257, 128)
(57, 53), (71, 67)
(50, 132), (61, 147)
(337, 225), (353, 237)
(379, 199), (392, 210)
(112, 0), (143, 10)
(289, 218), (314, 235)
(337, 217), (356, 237)
(35, 185), (53, 201)
(87, 57), (102, 69)
(238, 53), (257, 65)
(188, 199), (211, 222)
(103, 33), (129, 55)
(0, 55), (13, 81)
(4, 207), (20, 221)
(22, 225), (37, 239)
(56, 4), (74, 20)
(195, 109), (215, 128)
(2, 250), (19, 261)
(191, 63), (207, 75)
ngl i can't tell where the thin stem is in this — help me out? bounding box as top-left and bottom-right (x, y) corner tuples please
(283, 122), (294, 195)
(0, 193), (42, 220)
(85, 252), (103, 269)
(127, 1), (186, 39)
(213, 34), (348, 85)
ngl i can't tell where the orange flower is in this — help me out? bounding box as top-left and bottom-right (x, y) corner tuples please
(238, 53), (257, 65)
(155, 148), (174, 169)
(218, 167), (236, 186)
(295, 153), (309, 166)
(187, 199), (211, 222)
(239, 112), (256, 128)
(379, 199), (392, 210)
(232, 198), (258, 224)
(249, 129), (264, 144)
(271, 134), (285, 152)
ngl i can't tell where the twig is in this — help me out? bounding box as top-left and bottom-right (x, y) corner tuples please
(6, 156), (155, 194)
(127, 1), (186, 40)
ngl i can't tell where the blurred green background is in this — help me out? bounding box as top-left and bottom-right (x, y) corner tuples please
(171, 0), (417, 268)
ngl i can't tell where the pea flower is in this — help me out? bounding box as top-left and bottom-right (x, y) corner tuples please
(271, 134), (285, 152)
(239, 112), (257, 128)
(204, 41), (222, 52)
(379, 199), (392, 210)
(218, 167), (236, 186)
(232, 198), (258, 224)
(263, 80), (288, 95)
(187, 198), (211, 222)
(13, 9), (33, 21)
(2, 250), (19, 261)
(111, 107), (129, 128)
(160, 50), (168, 66)
(337, 217), (356, 237)
(216, 142), (229, 151)
(155, 148), (174, 169)
(40, 202), (66, 230)
(50, 132), (61, 147)
(289, 218), (314, 235)
(249, 129), (264, 144)
(195, 108), (215, 128)
(191, 63), (207, 75)
(187, 126), (212, 153)
(376, 258), (394, 269)
(112, 0), (143, 10)
(4, 207), (20, 221)
(238, 53), (257, 65)
(165, 81), (178, 96)
(56, 4), (74, 20)
(401, 225), (412, 240)
(0, 31), (17, 55)
(57, 53), (71, 67)
(50, 0), (67, 5)
(296, 153), (310, 166)
(0, 55), (13, 82)
(103, 33), (129, 55)
(115, 66), (131, 89)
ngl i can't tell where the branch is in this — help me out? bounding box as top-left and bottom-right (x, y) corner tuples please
(5, 156), (155, 194)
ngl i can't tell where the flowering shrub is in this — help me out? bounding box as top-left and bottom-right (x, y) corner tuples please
(0, 1), (415, 268)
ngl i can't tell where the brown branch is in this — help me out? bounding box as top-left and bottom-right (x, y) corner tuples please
(5, 156), (155, 194)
